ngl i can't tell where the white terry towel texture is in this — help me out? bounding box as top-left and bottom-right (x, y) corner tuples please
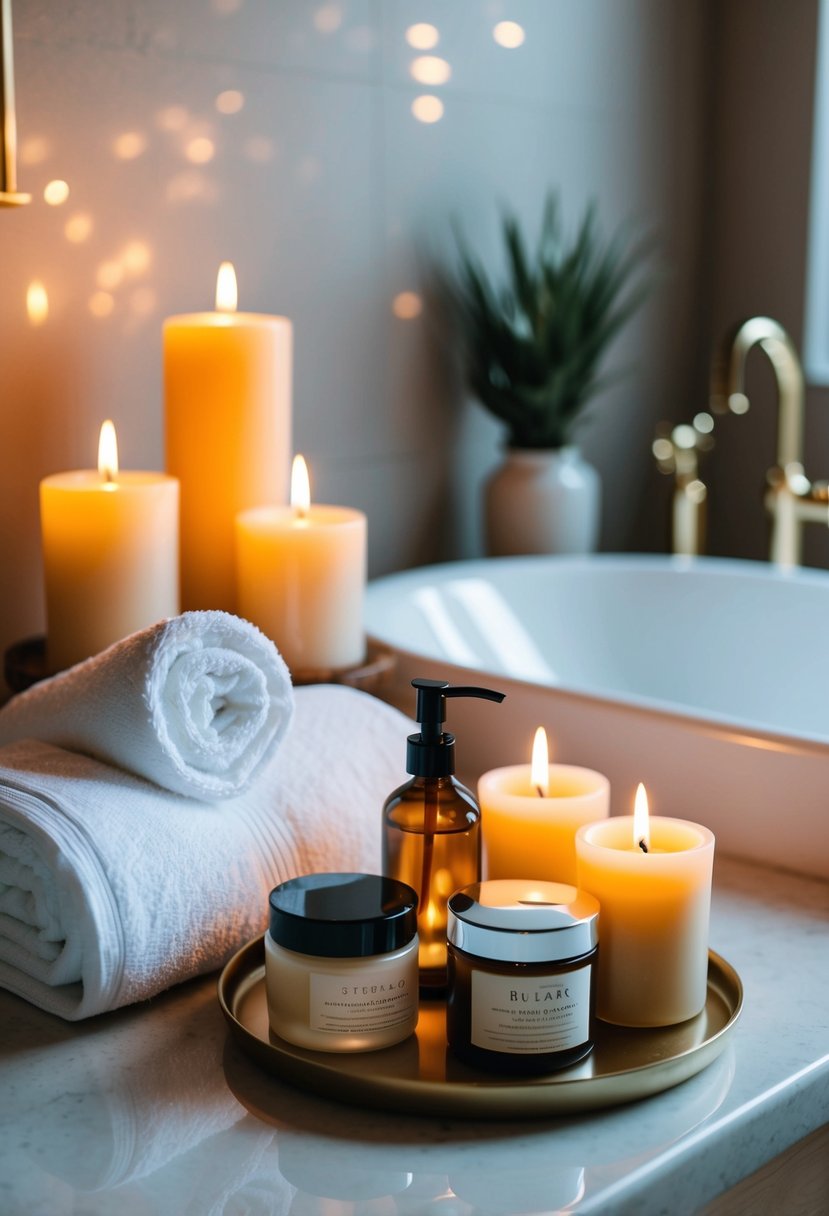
(0, 611), (294, 800)
(0, 684), (410, 1020)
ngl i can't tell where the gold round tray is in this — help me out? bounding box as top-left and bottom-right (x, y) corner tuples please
(218, 935), (742, 1119)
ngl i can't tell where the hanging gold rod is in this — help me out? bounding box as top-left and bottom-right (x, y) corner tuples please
(0, 0), (30, 206)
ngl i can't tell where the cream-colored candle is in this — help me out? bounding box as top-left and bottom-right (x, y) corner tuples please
(575, 785), (715, 1027)
(164, 262), (292, 613)
(235, 455), (367, 675)
(479, 727), (610, 885)
(40, 421), (179, 673)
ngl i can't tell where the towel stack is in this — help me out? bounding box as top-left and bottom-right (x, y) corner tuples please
(0, 613), (408, 1020)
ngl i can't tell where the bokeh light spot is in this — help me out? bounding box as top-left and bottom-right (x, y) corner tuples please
(493, 21), (526, 49)
(114, 132), (147, 160)
(26, 281), (49, 326)
(65, 213), (93, 244)
(215, 89), (245, 115)
(185, 137), (216, 164)
(410, 55), (451, 85)
(43, 179), (70, 206)
(406, 23), (439, 50)
(89, 292), (115, 318)
(393, 291), (423, 320)
(411, 95), (444, 124)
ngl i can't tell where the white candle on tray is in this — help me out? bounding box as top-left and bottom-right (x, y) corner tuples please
(575, 784), (715, 1027)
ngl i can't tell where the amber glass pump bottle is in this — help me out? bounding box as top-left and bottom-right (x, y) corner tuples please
(382, 677), (505, 995)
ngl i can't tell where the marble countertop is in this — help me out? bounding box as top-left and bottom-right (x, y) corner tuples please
(0, 855), (827, 1216)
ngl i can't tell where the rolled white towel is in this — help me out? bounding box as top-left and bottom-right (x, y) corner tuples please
(0, 611), (294, 800)
(0, 684), (411, 1020)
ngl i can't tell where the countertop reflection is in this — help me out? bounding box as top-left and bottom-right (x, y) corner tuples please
(0, 855), (827, 1216)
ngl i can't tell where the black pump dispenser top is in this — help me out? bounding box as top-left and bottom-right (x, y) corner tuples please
(406, 677), (506, 778)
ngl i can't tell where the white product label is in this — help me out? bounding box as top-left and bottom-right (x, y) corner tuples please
(309, 967), (416, 1037)
(470, 967), (591, 1055)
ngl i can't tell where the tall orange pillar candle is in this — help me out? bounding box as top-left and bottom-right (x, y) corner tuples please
(575, 785), (715, 1027)
(164, 262), (292, 612)
(235, 455), (367, 675)
(479, 727), (610, 885)
(40, 421), (179, 673)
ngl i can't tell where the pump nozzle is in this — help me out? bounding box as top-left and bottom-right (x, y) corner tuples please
(407, 677), (506, 777)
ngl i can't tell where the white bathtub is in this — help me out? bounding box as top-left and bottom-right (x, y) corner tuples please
(365, 554), (829, 879)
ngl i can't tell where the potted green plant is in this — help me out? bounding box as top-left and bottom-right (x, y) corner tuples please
(452, 193), (650, 555)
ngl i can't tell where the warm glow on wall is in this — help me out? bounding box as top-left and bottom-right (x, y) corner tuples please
(244, 136), (275, 163)
(89, 291), (115, 318)
(130, 287), (156, 317)
(157, 106), (189, 132)
(393, 291), (423, 319)
(113, 132), (147, 160)
(64, 212), (93, 243)
(411, 95), (444, 124)
(20, 136), (50, 165)
(43, 179), (70, 206)
(410, 55), (452, 85)
(26, 281), (49, 326)
(313, 4), (343, 34)
(406, 23), (439, 50)
(97, 261), (124, 290)
(185, 137), (215, 164)
(215, 89), (245, 114)
(493, 21), (526, 49)
(121, 241), (151, 275)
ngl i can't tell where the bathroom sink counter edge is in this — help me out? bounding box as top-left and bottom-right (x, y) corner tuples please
(0, 855), (826, 1215)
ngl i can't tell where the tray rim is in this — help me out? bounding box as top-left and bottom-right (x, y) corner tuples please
(218, 933), (742, 1119)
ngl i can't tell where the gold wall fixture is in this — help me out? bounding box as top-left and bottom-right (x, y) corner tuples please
(0, 0), (30, 207)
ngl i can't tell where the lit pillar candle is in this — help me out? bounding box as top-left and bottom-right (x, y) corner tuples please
(575, 785), (715, 1027)
(40, 421), (179, 673)
(235, 455), (367, 675)
(479, 727), (610, 885)
(164, 262), (292, 613)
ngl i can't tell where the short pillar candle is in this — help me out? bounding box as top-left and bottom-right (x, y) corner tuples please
(40, 421), (179, 673)
(479, 727), (610, 886)
(575, 785), (715, 1027)
(235, 455), (366, 675)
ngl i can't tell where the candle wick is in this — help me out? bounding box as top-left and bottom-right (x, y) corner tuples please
(535, 785), (545, 798)
(294, 504), (308, 522)
(638, 838), (649, 853)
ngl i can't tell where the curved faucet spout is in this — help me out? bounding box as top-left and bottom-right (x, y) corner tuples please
(709, 315), (804, 471)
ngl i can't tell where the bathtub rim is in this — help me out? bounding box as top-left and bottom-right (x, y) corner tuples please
(365, 552), (829, 753)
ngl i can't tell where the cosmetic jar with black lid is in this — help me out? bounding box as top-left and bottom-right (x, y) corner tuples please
(265, 872), (419, 1052)
(447, 879), (599, 1074)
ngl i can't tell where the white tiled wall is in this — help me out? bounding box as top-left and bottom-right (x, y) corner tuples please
(0, 0), (707, 659)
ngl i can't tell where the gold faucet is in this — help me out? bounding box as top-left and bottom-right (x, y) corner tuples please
(709, 316), (828, 567)
(652, 415), (714, 557)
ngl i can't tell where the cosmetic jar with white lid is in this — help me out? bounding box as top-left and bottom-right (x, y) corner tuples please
(446, 878), (599, 1074)
(265, 872), (419, 1053)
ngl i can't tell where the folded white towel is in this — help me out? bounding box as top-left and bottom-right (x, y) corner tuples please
(0, 611), (294, 800)
(0, 684), (410, 1020)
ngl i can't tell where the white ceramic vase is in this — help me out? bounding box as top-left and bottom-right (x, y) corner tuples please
(484, 446), (601, 556)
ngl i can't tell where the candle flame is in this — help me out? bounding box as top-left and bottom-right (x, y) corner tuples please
(633, 782), (650, 851)
(97, 420), (119, 482)
(531, 726), (549, 796)
(215, 261), (238, 313)
(290, 454), (311, 518)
